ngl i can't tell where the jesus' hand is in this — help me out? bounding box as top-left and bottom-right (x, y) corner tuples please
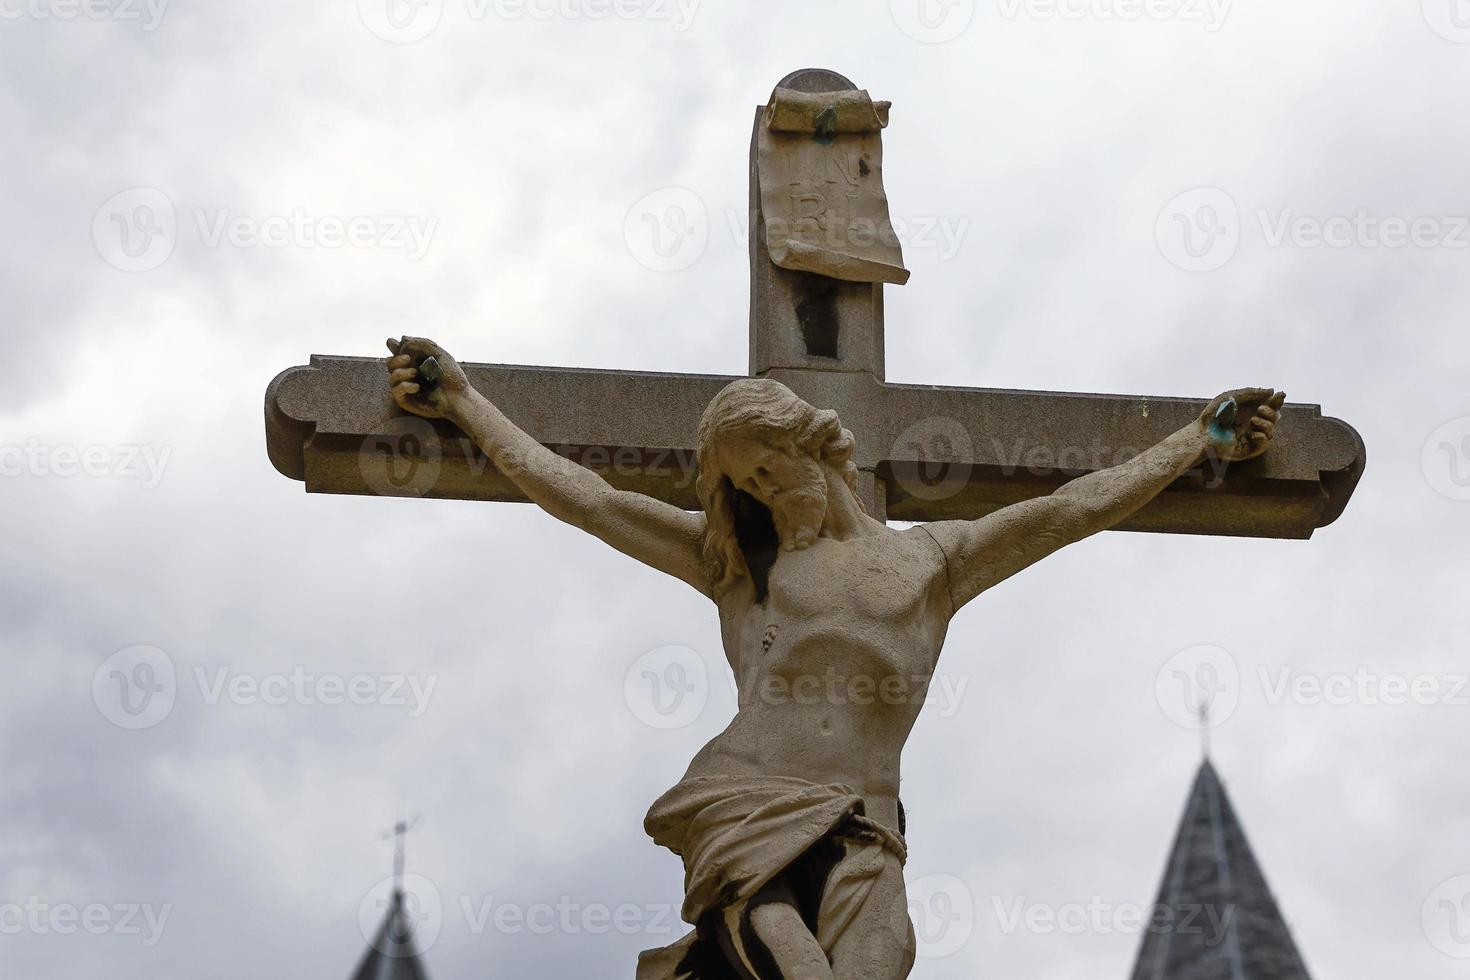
(1199, 388), (1286, 462)
(385, 336), (471, 420)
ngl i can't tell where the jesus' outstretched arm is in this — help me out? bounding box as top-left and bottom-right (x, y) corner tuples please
(384, 336), (712, 597)
(925, 388), (1286, 612)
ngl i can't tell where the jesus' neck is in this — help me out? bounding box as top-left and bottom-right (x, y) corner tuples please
(811, 467), (885, 544)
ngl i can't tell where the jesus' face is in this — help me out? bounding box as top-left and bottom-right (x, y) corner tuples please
(718, 433), (828, 551)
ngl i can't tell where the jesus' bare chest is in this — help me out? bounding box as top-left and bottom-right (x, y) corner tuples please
(717, 527), (953, 688)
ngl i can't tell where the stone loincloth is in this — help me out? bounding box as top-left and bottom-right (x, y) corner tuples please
(637, 775), (907, 980)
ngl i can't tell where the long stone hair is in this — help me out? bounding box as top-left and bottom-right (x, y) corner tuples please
(695, 378), (864, 595)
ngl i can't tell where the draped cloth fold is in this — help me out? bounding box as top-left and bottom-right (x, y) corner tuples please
(756, 87), (911, 285)
(636, 775), (908, 980)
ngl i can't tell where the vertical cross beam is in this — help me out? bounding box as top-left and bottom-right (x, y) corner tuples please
(749, 68), (887, 380)
(748, 68), (896, 517)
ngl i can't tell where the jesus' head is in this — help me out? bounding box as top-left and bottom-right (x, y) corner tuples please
(695, 378), (865, 594)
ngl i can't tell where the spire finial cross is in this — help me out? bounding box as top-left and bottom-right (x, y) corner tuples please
(381, 815), (422, 893)
(1198, 700), (1212, 760)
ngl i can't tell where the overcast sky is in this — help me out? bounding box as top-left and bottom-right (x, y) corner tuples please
(2, 0), (1468, 977)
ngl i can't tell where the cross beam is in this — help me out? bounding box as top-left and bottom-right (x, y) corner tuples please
(266, 355), (1362, 538)
(264, 68), (1364, 539)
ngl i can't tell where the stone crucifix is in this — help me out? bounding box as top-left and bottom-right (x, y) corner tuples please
(265, 69), (1363, 979)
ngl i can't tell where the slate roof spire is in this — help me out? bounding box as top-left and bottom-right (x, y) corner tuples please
(351, 888), (433, 980)
(1130, 760), (1313, 980)
(349, 817), (432, 980)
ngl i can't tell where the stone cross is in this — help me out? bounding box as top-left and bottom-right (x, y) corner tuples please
(265, 68), (1363, 537)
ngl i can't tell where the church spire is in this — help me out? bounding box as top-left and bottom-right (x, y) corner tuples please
(349, 818), (432, 980)
(351, 890), (432, 980)
(1130, 760), (1313, 980)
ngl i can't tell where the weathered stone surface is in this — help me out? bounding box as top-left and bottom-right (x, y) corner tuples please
(264, 68), (1364, 980)
(266, 355), (1362, 538)
(749, 69), (891, 379)
(758, 86), (908, 284)
(366, 333), (1307, 980)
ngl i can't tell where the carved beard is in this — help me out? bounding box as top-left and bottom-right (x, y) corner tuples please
(771, 478), (827, 551)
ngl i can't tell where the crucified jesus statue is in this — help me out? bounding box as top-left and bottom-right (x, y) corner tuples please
(381, 335), (1286, 980)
